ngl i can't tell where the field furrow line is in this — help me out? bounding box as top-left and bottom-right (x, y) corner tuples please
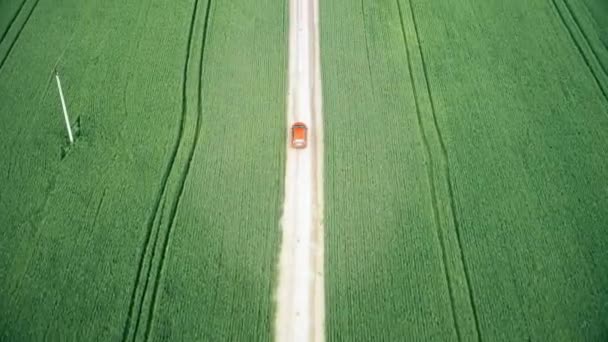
(142, 0), (214, 339)
(121, 0), (202, 340)
(395, 1), (461, 340)
(0, 0), (41, 72)
(282, 0), (287, 41)
(90, 188), (107, 229)
(404, 0), (482, 339)
(549, 0), (608, 103)
(0, 0), (28, 45)
(360, 0), (375, 94)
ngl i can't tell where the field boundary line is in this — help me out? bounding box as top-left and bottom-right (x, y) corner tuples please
(400, 0), (483, 340)
(0, 0), (41, 72)
(549, 0), (608, 103)
(121, 0), (202, 339)
(312, 0), (325, 339)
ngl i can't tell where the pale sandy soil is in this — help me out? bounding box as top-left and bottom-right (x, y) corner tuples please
(275, 0), (324, 340)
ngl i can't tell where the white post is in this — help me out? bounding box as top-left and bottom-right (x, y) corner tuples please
(55, 72), (74, 144)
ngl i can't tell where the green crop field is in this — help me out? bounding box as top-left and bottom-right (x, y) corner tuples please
(322, 0), (608, 340)
(0, 0), (285, 340)
(2, 0), (608, 340)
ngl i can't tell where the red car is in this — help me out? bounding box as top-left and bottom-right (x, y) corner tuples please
(291, 122), (307, 148)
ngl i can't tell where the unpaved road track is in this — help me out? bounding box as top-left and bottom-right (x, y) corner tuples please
(275, 0), (324, 339)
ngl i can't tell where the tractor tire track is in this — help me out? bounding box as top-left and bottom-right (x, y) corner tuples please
(0, 0), (28, 45)
(561, 0), (608, 77)
(399, 0), (482, 340)
(408, 0), (482, 339)
(129, 192), (168, 342)
(141, 0), (214, 339)
(121, 0), (201, 340)
(549, 0), (608, 103)
(395, 1), (462, 340)
(0, 0), (41, 72)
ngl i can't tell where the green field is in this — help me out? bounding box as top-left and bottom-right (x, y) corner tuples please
(322, 0), (608, 340)
(1, 0), (608, 340)
(0, 0), (285, 340)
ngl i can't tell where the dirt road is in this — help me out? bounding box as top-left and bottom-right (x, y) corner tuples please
(275, 0), (324, 340)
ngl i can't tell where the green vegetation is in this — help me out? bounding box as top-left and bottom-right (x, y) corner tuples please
(577, 0), (608, 57)
(322, 0), (608, 340)
(0, 0), (25, 44)
(0, 0), (38, 68)
(557, 0), (608, 97)
(0, 0), (285, 340)
(3, 0), (608, 339)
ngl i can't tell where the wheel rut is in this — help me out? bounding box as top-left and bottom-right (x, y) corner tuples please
(0, 0), (41, 72)
(560, 0), (608, 77)
(142, 0), (214, 339)
(396, 0), (481, 340)
(121, 0), (214, 340)
(396, 1), (461, 339)
(0, 0), (28, 45)
(549, 0), (608, 103)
